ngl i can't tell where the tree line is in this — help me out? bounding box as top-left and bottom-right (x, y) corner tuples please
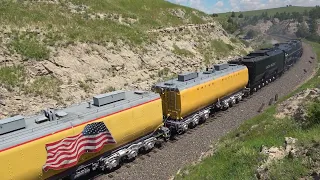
(222, 6), (320, 42)
(296, 6), (320, 43)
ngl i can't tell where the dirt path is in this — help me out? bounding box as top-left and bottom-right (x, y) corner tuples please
(95, 42), (316, 180)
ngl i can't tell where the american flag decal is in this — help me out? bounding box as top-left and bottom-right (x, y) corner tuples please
(43, 122), (116, 171)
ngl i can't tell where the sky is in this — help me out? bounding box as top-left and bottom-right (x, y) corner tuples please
(167, 0), (320, 13)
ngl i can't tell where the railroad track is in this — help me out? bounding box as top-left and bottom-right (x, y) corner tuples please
(89, 41), (317, 180)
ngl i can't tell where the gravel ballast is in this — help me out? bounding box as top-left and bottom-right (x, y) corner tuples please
(95, 42), (316, 180)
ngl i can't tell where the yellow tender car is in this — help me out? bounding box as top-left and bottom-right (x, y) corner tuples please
(0, 90), (167, 180)
(153, 63), (249, 134)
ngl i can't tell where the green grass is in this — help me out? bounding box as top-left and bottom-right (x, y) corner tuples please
(219, 6), (313, 17)
(10, 36), (50, 60)
(0, 66), (25, 91)
(25, 76), (62, 98)
(268, 157), (310, 180)
(158, 67), (170, 77)
(198, 39), (235, 65)
(101, 86), (116, 94)
(256, 42), (273, 50)
(78, 80), (92, 93)
(172, 44), (195, 58)
(0, 0), (212, 46)
(175, 40), (320, 180)
(210, 39), (234, 58)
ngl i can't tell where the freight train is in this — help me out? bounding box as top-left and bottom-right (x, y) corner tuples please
(0, 39), (303, 180)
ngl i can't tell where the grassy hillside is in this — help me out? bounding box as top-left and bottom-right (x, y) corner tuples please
(174, 40), (320, 179)
(220, 6), (313, 17)
(0, 0), (210, 46)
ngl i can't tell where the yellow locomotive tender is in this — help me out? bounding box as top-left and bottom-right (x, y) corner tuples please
(153, 64), (249, 134)
(0, 91), (168, 180)
(0, 63), (248, 179)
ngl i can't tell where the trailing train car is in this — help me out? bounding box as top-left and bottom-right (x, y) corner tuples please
(275, 43), (297, 68)
(0, 91), (169, 180)
(228, 48), (285, 92)
(275, 39), (303, 69)
(152, 64), (249, 134)
(289, 39), (303, 58)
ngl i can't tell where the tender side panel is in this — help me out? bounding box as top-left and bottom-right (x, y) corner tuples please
(0, 99), (163, 180)
(171, 67), (249, 120)
(246, 52), (284, 88)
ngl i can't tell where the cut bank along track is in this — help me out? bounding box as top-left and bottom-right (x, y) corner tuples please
(94, 42), (316, 180)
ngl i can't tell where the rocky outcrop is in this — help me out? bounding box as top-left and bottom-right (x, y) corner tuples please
(275, 88), (320, 123)
(0, 23), (250, 119)
(148, 22), (228, 37)
(257, 137), (299, 179)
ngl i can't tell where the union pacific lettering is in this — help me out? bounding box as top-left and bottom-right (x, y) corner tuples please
(266, 62), (276, 70)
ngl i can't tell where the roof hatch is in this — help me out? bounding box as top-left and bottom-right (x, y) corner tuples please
(93, 90), (125, 107)
(0, 115), (26, 135)
(178, 72), (198, 82)
(164, 82), (175, 86)
(134, 90), (148, 95)
(214, 64), (229, 71)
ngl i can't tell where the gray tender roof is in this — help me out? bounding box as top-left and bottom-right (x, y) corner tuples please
(153, 64), (247, 91)
(238, 48), (283, 63)
(0, 91), (159, 150)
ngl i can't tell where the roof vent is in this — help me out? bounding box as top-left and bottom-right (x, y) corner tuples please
(178, 72), (198, 82)
(214, 64), (229, 71)
(56, 111), (68, 118)
(203, 70), (215, 74)
(164, 82), (174, 86)
(134, 90), (148, 95)
(35, 116), (48, 124)
(0, 115), (26, 135)
(93, 90), (125, 107)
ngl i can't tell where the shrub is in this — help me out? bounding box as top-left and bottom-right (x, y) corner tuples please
(305, 100), (320, 128)
(0, 65), (25, 91)
(101, 86), (116, 93)
(158, 67), (170, 77)
(78, 80), (91, 93)
(172, 44), (195, 58)
(25, 76), (62, 97)
(10, 37), (50, 60)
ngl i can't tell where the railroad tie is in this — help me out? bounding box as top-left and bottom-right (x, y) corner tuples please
(274, 94), (278, 102)
(268, 98), (274, 106)
(257, 103), (265, 113)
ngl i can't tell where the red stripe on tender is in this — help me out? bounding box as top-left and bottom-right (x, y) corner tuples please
(0, 98), (160, 153)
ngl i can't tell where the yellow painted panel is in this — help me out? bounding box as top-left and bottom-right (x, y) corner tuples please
(0, 99), (163, 180)
(166, 68), (249, 119)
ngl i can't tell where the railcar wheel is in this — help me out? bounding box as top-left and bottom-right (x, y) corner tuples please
(177, 127), (186, 135)
(188, 122), (196, 129)
(229, 101), (233, 107)
(200, 115), (208, 123)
